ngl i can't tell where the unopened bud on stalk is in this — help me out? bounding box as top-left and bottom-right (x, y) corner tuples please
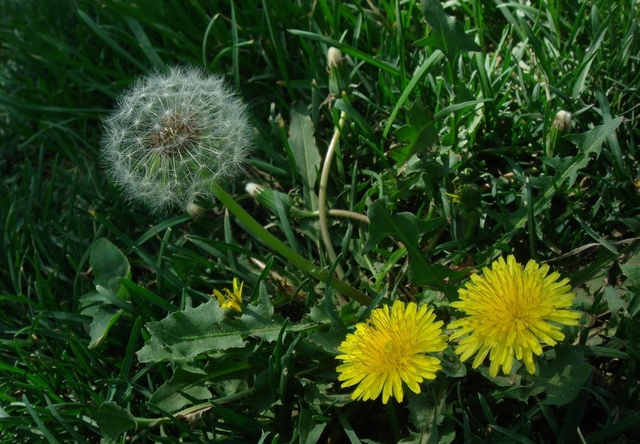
(460, 184), (482, 215)
(102, 66), (253, 213)
(246, 182), (293, 216)
(186, 203), (205, 220)
(327, 47), (342, 68)
(327, 47), (348, 96)
(546, 110), (572, 157)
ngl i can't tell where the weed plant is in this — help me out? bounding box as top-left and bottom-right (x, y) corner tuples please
(1, 0), (639, 442)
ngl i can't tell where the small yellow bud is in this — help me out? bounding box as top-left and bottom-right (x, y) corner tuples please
(213, 278), (244, 314)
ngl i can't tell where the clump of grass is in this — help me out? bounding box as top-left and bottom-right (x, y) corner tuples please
(1, 0), (639, 442)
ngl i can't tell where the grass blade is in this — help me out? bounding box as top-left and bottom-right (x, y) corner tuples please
(288, 29), (400, 76)
(125, 17), (166, 69)
(22, 395), (61, 444)
(382, 50), (444, 138)
(77, 9), (146, 71)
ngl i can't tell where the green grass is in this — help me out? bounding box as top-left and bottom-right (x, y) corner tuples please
(1, 0), (639, 442)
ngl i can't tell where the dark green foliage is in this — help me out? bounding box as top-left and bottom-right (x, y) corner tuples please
(1, 0), (639, 442)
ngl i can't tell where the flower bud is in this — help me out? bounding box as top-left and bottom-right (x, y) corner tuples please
(327, 47), (342, 68)
(460, 184), (482, 215)
(102, 66), (252, 213)
(546, 110), (572, 157)
(186, 203), (205, 220)
(327, 47), (348, 96)
(245, 182), (293, 216)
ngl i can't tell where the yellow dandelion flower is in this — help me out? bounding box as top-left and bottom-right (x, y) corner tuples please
(213, 278), (244, 313)
(336, 300), (447, 404)
(449, 255), (581, 377)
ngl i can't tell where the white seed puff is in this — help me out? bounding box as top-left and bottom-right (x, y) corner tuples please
(102, 66), (252, 213)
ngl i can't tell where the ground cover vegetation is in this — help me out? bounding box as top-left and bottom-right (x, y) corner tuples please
(1, 0), (639, 442)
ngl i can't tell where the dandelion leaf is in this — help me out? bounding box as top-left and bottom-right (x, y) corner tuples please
(149, 366), (212, 412)
(420, 0), (481, 60)
(567, 117), (623, 158)
(137, 299), (239, 363)
(502, 382), (545, 403)
(289, 102), (321, 210)
(531, 346), (591, 406)
(307, 329), (345, 355)
(235, 286), (283, 343)
(438, 348), (467, 378)
(543, 154), (591, 190)
(137, 286), (299, 363)
(88, 306), (123, 349)
(391, 101), (438, 163)
(83, 239), (130, 349)
(90, 238), (130, 298)
(603, 285), (626, 320)
(620, 254), (640, 289)
(299, 412), (328, 444)
(497, 118), (622, 241)
(406, 385), (447, 436)
(486, 207), (528, 234)
(93, 402), (136, 444)
(364, 198), (462, 294)
(544, 117), (623, 189)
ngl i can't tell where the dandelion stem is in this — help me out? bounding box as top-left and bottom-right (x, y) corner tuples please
(318, 110), (348, 280)
(212, 184), (372, 306)
(291, 208), (370, 224)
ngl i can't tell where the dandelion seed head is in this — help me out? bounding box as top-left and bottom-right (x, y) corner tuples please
(102, 66), (252, 213)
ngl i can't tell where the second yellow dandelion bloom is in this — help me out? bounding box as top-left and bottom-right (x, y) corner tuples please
(336, 300), (447, 404)
(213, 278), (244, 314)
(449, 255), (581, 377)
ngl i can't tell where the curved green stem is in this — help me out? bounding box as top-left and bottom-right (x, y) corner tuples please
(212, 184), (372, 306)
(318, 110), (347, 280)
(291, 207), (370, 224)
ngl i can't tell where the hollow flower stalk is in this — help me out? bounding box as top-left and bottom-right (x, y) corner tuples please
(449, 256), (581, 377)
(102, 66), (252, 213)
(336, 300), (447, 404)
